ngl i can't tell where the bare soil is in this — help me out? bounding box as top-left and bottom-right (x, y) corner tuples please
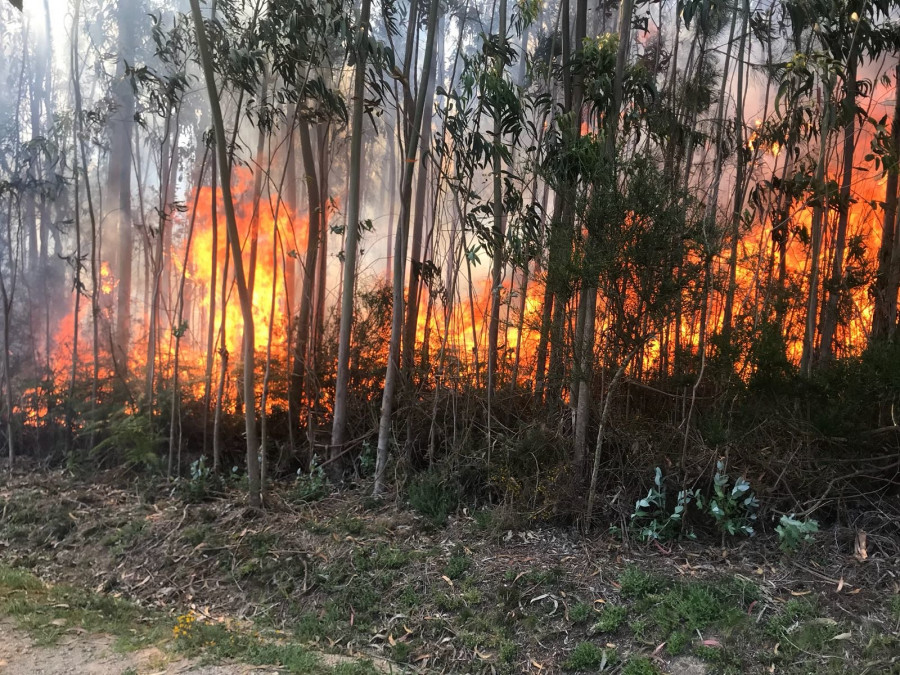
(0, 619), (268, 674)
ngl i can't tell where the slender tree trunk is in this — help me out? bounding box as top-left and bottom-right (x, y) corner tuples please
(109, 0), (135, 374)
(202, 161), (219, 458)
(373, 0), (440, 495)
(800, 95), (834, 376)
(721, 0), (749, 338)
(190, 0), (261, 507)
(487, 0), (509, 397)
(330, 0), (375, 471)
(288, 119), (322, 470)
(872, 62), (900, 341)
(819, 56), (858, 363)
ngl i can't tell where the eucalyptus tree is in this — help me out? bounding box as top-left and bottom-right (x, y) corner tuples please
(107, 0), (139, 373)
(258, 0), (349, 469)
(189, 0), (262, 507)
(871, 62), (900, 341)
(330, 0), (375, 470)
(816, 0), (900, 363)
(790, 0), (900, 372)
(373, 0), (441, 495)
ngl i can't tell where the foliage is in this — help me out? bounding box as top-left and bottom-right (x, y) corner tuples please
(292, 456), (328, 503)
(175, 456), (229, 503)
(408, 470), (458, 526)
(694, 461), (759, 537)
(622, 656), (660, 675)
(592, 604), (627, 633)
(775, 514), (819, 552)
(562, 642), (617, 671)
(88, 408), (162, 472)
(631, 468), (693, 541)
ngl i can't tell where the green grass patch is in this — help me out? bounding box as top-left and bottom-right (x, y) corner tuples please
(563, 642), (618, 670)
(444, 553), (472, 580)
(622, 655), (660, 675)
(618, 566), (664, 599)
(592, 604), (627, 633)
(569, 601), (592, 623)
(173, 613), (380, 673)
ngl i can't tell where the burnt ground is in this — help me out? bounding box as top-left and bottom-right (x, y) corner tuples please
(0, 467), (897, 674)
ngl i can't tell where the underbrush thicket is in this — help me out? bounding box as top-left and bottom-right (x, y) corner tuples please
(11, 337), (900, 545)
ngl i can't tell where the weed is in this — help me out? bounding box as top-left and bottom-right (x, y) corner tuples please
(652, 583), (733, 634)
(334, 514), (365, 536)
(102, 519), (147, 557)
(563, 642), (613, 670)
(391, 641), (411, 662)
(245, 531), (278, 557)
(622, 656), (660, 675)
(177, 457), (219, 503)
(444, 553), (471, 580)
(408, 471), (457, 526)
(631, 467), (693, 541)
(666, 630), (689, 655)
(775, 514), (819, 552)
(592, 604), (627, 633)
(499, 640), (517, 663)
(293, 457), (329, 503)
(354, 543), (409, 572)
(694, 460), (759, 537)
(765, 598), (818, 638)
(618, 566), (663, 599)
(473, 509), (493, 530)
(434, 592), (464, 612)
(181, 524), (214, 548)
(628, 618), (648, 639)
(569, 601), (592, 623)
(523, 566), (563, 587)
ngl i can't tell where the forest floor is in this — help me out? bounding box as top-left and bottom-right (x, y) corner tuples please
(0, 466), (897, 674)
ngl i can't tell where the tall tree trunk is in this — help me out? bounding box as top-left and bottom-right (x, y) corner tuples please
(573, 0), (631, 468)
(288, 119), (322, 470)
(487, 0), (509, 397)
(373, 0), (440, 495)
(721, 0), (749, 338)
(871, 62), (900, 342)
(109, 0), (136, 375)
(190, 0), (261, 508)
(819, 55), (858, 363)
(330, 0), (374, 470)
(800, 94), (834, 376)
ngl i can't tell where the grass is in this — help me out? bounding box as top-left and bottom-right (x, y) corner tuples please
(0, 564), (167, 650)
(592, 604), (627, 633)
(0, 564), (381, 674)
(563, 642), (617, 670)
(3, 476), (900, 675)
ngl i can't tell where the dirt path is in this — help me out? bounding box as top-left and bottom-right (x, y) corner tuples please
(0, 621), (276, 675)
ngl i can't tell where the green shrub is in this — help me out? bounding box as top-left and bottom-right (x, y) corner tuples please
(444, 553), (471, 580)
(592, 605), (627, 633)
(569, 601), (592, 623)
(694, 461), (758, 537)
(623, 656), (660, 675)
(563, 642), (616, 670)
(775, 514), (819, 552)
(408, 471), (458, 525)
(618, 566), (662, 599)
(631, 467), (693, 541)
(292, 457), (328, 503)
